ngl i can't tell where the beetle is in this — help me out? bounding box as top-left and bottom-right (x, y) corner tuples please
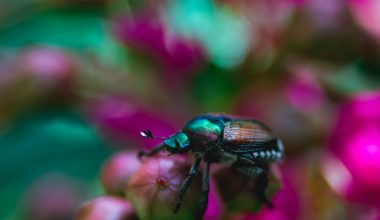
(139, 114), (284, 214)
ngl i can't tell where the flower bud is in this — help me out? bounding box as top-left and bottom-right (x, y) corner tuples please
(20, 175), (84, 220)
(230, 165), (300, 220)
(213, 166), (281, 213)
(87, 96), (176, 149)
(126, 155), (204, 220)
(349, 0), (380, 39)
(114, 14), (204, 84)
(101, 151), (142, 196)
(328, 92), (380, 205)
(76, 196), (137, 220)
(17, 46), (77, 94)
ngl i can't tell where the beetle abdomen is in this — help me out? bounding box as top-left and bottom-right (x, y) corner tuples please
(222, 120), (283, 161)
(239, 139), (284, 162)
(223, 120), (274, 147)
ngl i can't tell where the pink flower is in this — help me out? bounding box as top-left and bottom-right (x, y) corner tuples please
(343, 126), (380, 190)
(327, 91), (380, 205)
(114, 14), (204, 84)
(101, 151), (142, 196)
(126, 155), (207, 219)
(17, 46), (77, 90)
(99, 152), (223, 219)
(87, 96), (176, 149)
(21, 175), (84, 220)
(233, 166), (300, 220)
(76, 196), (137, 220)
(285, 65), (325, 113)
(236, 76), (329, 150)
(349, 0), (380, 39)
(293, 0), (344, 29)
(20, 47), (74, 77)
(330, 92), (380, 154)
(204, 180), (224, 220)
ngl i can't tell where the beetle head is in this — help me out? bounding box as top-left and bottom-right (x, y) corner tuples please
(164, 132), (191, 153)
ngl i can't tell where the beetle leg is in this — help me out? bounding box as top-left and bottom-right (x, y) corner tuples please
(138, 144), (165, 158)
(254, 167), (273, 208)
(199, 162), (210, 214)
(173, 157), (202, 213)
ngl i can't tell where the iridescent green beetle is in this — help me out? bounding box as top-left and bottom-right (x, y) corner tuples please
(139, 114), (284, 214)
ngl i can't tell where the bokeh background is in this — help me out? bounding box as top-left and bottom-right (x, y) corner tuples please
(1, 0), (380, 219)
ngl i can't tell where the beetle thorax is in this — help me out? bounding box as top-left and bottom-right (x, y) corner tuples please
(183, 118), (223, 152)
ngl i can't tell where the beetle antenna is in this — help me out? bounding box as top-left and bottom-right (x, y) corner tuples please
(140, 130), (167, 140)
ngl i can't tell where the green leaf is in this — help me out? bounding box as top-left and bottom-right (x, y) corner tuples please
(0, 7), (124, 66)
(0, 109), (111, 219)
(325, 63), (380, 95)
(193, 65), (239, 112)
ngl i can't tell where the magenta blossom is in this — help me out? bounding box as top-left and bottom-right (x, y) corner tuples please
(114, 14), (204, 84)
(76, 196), (137, 220)
(236, 166), (300, 220)
(19, 47), (75, 77)
(285, 65), (325, 113)
(17, 46), (77, 90)
(330, 92), (380, 153)
(204, 180), (224, 220)
(101, 151), (142, 196)
(100, 152), (223, 219)
(327, 91), (380, 205)
(292, 0), (344, 29)
(126, 155), (219, 219)
(87, 96), (176, 149)
(21, 175), (84, 220)
(349, 0), (380, 39)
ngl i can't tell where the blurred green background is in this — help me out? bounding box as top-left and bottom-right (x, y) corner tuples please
(1, 0), (380, 219)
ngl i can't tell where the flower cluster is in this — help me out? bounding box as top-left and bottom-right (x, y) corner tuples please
(77, 151), (289, 220)
(1, 0), (380, 220)
(325, 92), (380, 209)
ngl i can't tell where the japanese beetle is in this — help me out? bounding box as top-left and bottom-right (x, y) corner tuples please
(139, 114), (284, 214)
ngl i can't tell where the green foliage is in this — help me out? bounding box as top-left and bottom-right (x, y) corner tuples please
(0, 7), (123, 65)
(0, 109), (110, 219)
(193, 65), (239, 112)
